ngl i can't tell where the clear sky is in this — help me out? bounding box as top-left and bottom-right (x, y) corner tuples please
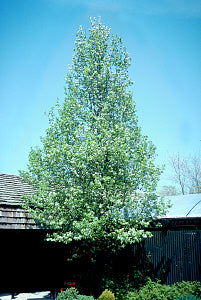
(0, 0), (201, 190)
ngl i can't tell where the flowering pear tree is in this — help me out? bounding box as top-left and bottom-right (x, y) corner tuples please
(21, 18), (167, 250)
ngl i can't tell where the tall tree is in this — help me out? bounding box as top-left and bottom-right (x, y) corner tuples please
(168, 153), (188, 195)
(188, 154), (201, 193)
(169, 153), (201, 194)
(21, 18), (167, 250)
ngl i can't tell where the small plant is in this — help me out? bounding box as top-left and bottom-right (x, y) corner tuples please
(56, 288), (79, 300)
(56, 288), (95, 300)
(98, 289), (115, 300)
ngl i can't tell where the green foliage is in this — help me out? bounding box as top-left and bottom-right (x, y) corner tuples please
(101, 276), (132, 300)
(98, 289), (115, 300)
(175, 281), (201, 298)
(56, 288), (79, 300)
(126, 280), (201, 300)
(99, 244), (153, 300)
(20, 17), (168, 250)
(56, 288), (95, 300)
(175, 296), (201, 300)
(101, 267), (150, 300)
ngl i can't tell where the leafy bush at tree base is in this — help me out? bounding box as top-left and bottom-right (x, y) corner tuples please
(126, 280), (201, 300)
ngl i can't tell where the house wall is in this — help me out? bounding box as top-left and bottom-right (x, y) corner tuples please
(0, 206), (40, 229)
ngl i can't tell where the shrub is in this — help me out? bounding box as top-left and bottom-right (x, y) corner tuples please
(56, 288), (95, 300)
(126, 280), (201, 300)
(175, 282), (201, 298)
(56, 288), (79, 300)
(98, 289), (115, 300)
(126, 280), (175, 300)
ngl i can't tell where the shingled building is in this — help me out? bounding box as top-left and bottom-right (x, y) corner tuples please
(0, 173), (38, 229)
(0, 172), (66, 293)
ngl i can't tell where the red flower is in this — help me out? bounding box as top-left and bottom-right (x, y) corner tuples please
(60, 288), (64, 292)
(69, 282), (76, 286)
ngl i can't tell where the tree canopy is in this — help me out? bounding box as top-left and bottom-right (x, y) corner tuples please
(21, 18), (167, 250)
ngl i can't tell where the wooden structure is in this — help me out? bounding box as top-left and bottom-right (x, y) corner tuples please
(140, 194), (201, 284)
(140, 218), (201, 284)
(0, 173), (39, 229)
(0, 173), (66, 293)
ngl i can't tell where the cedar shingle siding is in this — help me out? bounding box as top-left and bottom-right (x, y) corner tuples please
(0, 173), (40, 229)
(0, 207), (39, 229)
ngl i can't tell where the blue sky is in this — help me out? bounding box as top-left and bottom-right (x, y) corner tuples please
(0, 0), (201, 190)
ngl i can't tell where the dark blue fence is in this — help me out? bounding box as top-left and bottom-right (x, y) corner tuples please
(136, 230), (201, 284)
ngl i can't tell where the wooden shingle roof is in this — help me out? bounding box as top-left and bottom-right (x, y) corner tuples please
(0, 173), (41, 229)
